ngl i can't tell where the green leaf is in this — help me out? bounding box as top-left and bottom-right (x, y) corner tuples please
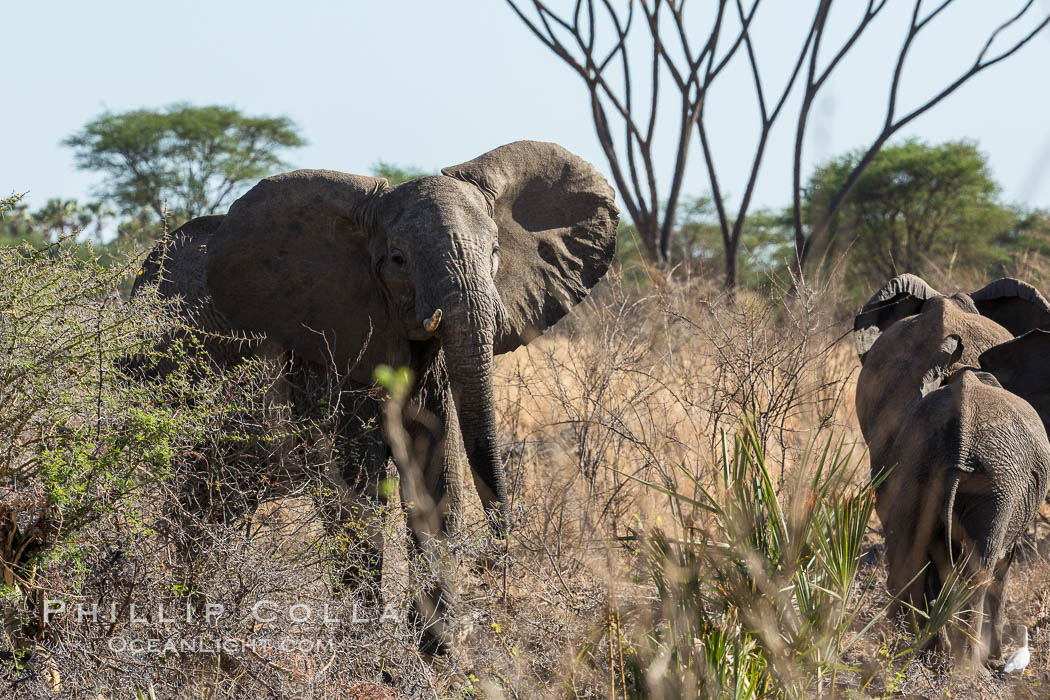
(373, 364), (413, 401)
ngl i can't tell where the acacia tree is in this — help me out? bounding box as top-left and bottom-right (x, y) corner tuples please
(64, 103), (305, 224)
(506, 0), (1050, 290)
(805, 139), (1015, 300)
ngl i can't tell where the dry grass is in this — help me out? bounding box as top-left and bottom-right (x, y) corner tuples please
(4, 248), (1050, 697)
(456, 268), (1049, 697)
(453, 271), (867, 695)
(493, 273), (861, 530)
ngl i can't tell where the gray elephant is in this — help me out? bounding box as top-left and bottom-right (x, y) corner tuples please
(853, 273), (1050, 483)
(881, 334), (1050, 669)
(853, 275), (1050, 668)
(130, 140), (619, 653)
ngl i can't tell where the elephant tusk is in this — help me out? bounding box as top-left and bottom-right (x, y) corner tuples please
(424, 308), (442, 333)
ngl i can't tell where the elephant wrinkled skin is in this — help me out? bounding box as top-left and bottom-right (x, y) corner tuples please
(881, 335), (1050, 669)
(853, 274), (1050, 669)
(130, 140), (619, 654)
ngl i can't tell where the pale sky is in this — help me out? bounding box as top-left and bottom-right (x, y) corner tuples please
(4, 1), (1050, 220)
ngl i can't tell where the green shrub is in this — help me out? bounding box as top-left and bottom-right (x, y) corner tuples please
(0, 215), (259, 642)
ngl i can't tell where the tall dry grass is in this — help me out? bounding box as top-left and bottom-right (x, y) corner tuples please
(4, 234), (1049, 697)
(492, 271), (860, 542)
(463, 267), (1048, 698)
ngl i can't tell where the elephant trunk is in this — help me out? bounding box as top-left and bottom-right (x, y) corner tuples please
(441, 315), (509, 535)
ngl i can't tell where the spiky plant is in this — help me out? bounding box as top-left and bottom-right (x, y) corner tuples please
(615, 422), (972, 698)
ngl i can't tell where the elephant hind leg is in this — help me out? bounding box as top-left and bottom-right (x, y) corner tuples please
(942, 539), (997, 672)
(982, 547), (1015, 662)
(954, 587), (990, 672)
(928, 531), (991, 668)
(885, 479), (945, 619)
(926, 535), (953, 654)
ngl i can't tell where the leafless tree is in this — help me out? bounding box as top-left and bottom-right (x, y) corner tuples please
(506, 0), (1050, 290)
(792, 1), (1050, 280)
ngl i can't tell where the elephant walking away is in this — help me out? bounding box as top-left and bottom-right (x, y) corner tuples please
(881, 334), (1050, 669)
(853, 273), (1050, 485)
(852, 275), (1050, 669)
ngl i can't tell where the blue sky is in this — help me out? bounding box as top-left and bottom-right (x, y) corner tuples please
(5, 1), (1050, 218)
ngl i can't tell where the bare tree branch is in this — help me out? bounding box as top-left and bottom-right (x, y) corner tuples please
(795, 1), (1050, 280)
(507, 0), (1049, 291)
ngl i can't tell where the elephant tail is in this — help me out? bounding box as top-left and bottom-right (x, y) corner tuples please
(943, 469), (963, 569)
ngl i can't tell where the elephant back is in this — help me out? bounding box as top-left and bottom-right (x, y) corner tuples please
(953, 374), (1050, 555)
(858, 297), (1013, 470)
(884, 369), (1050, 563)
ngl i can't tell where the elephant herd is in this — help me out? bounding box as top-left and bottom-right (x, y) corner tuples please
(130, 138), (1048, 671)
(853, 273), (1050, 670)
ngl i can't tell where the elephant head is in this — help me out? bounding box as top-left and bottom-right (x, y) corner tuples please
(852, 273), (1050, 473)
(202, 141), (619, 528)
(853, 274), (1050, 361)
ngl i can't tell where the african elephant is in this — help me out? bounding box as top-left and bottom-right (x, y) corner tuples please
(130, 140), (619, 653)
(880, 334), (1050, 669)
(853, 273), (1050, 483)
(978, 328), (1050, 435)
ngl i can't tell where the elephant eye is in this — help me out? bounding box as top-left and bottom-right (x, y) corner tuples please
(390, 249), (406, 267)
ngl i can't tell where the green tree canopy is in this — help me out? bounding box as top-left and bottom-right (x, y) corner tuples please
(64, 103), (305, 223)
(804, 139), (1017, 301)
(370, 161), (431, 185)
(673, 196), (793, 289)
(0, 195), (112, 246)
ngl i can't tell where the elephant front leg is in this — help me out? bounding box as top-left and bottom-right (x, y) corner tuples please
(309, 385), (392, 604)
(385, 372), (464, 656)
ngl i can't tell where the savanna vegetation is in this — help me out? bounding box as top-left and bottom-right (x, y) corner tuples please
(3, 157), (1050, 698)
(4, 3), (1050, 690)
(506, 0), (1050, 289)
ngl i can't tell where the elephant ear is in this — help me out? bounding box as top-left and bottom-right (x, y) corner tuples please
(969, 278), (1050, 336)
(442, 141), (619, 355)
(132, 214), (225, 303)
(205, 169), (393, 380)
(853, 274), (941, 360)
(919, 334), (963, 398)
(979, 329), (1050, 433)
